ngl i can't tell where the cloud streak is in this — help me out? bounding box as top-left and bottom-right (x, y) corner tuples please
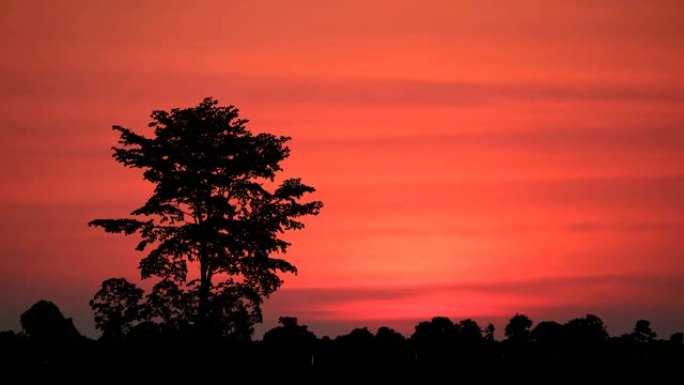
(3, 69), (684, 107)
(271, 273), (684, 307)
(295, 126), (684, 152)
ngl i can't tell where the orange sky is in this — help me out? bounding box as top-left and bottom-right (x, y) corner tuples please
(1, 0), (683, 337)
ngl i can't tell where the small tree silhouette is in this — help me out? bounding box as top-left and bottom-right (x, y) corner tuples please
(484, 323), (496, 342)
(669, 332), (684, 344)
(564, 314), (608, 345)
(376, 326), (405, 345)
(505, 314), (532, 344)
(263, 317), (317, 345)
(20, 300), (81, 344)
(89, 98), (322, 337)
(454, 318), (484, 345)
(412, 316), (456, 345)
(531, 321), (563, 346)
(90, 278), (144, 340)
(632, 319), (657, 343)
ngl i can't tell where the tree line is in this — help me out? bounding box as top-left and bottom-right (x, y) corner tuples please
(0, 300), (682, 377)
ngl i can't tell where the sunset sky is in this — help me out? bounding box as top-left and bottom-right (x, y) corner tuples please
(1, 0), (683, 338)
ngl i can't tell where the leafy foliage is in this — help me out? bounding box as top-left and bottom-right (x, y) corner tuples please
(262, 317), (317, 345)
(505, 313), (533, 343)
(632, 319), (657, 342)
(89, 98), (322, 337)
(20, 300), (81, 344)
(89, 278), (144, 340)
(565, 314), (608, 345)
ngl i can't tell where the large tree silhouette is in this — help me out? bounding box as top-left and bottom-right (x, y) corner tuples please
(89, 98), (322, 336)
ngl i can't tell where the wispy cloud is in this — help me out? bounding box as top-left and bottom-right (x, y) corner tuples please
(566, 221), (684, 233)
(269, 273), (684, 312)
(3, 69), (684, 106)
(295, 126), (684, 152)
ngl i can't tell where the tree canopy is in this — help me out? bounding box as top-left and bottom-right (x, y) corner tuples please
(505, 314), (533, 343)
(20, 300), (82, 344)
(89, 278), (144, 341)
(89, 98), (322, 337)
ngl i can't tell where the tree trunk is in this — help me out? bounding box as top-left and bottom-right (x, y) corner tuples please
(195, 201), (211, 337)
(198, 260), (210, 337)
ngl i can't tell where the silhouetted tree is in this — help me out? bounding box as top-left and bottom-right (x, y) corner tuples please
(454, 318), (484, 345)
(207, 283), (260, 339)
(263, 317), (317, 345)
(564, 314), (608, 345)
(262, 317), (317, 368)
(484, 323), (496, 342)
(505, 314), (532, 344)
(531, 321), (564, 346)
(20, 300), (81, 344)
(412, 316), (455, 345)
(0, 330), (20, 343)
(338, 327), (375, 345)
(411, 317), (457, 363)
(144, 279), (191, 331)
(89, 98), (322, 336)
(334, 327), (375, 365)
(90, 278), (144, 341)
(279, 316), (298, 327)
(376, 326), (405, 345)
(632, 319), (657, 343)
(669, 332), (684, 344)
(372, 327), (406, 366)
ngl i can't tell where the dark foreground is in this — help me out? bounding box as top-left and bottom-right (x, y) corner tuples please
(1, 334), (682, 380)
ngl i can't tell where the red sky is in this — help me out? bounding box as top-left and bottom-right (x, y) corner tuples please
(1, 0), (683, 338)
